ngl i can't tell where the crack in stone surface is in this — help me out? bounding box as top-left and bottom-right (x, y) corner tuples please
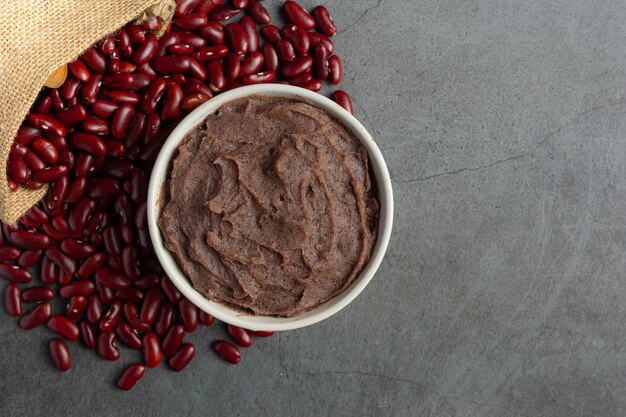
(339, 0), (384, 34)
(393, 99), (626, 184)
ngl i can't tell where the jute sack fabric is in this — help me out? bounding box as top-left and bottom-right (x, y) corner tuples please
(0, 0), (175, 224)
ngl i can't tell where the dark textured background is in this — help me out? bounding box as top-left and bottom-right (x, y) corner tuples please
(3, 1), (626, 416)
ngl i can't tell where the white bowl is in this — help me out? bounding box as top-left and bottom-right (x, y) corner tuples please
(147, 84), (393, 331)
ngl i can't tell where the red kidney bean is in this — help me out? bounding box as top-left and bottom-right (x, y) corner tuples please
(35, 95), (52, 114)
(193, 45), (229, 62)
(312, 5), (337, 37)
(68, 59), (91, 82)
(48, 89), (66, 111)
(22, 286), (55, 303)
(18, 250), (42, 268)
(179, 298), (198, 332)
(127, 24), (145, 43)
(4, 283), (21, 316)
(10, 230), (50, 250)
(251, 330), (274, 337)
(33, 165), (67, 184)
(108, 90), (140, 104)
(9, 142), (28, 159)
(70, 134), (107, 158)
(108, 59), (138, 74)
(225, 23), (248, 55)
(65, 177), (87, 204)
(121, 246), (140, 279)
(16, 125), (41, 145)
(115, 287), (144, 304)
(283, 1), (316, 31)
(23, 150), (47, 171)
(59, 280), (96, 298)
(280, 25), (311, 55)
(115, 28), (132, 55)
(247, 0), (270, 24)
(140, 77), (168, 114)
(308, 32), (334, 55)
(79, 320), (96, 349)
(168, 43), (194, 56)
(285, 70), (312, 85)
(168, 343), (195, 372)
(0, 246), (22, 264)
(187, 57), (207, 81)
(328, 55), (343, 85)
(123, 113), (146, 150)
(281, 56), (313, 77)
(213, 340), (241, 364)
(142, 112), (161, 144)
(0, 264), (32, 283)
(61, 76), (81, 100)
(181, 93), (211, 112)
(199, 310), (214, 327)
(7, 160), (29, 183)
(175, 13), (208, 30)
(47, 315), (80, 340)
(92, 100), (119, 119)
(155, 302), (174, 336)
(223, 53), (241, 81)
(117, 363), (146, 391)
(30, 138), (59, 165)
(87, 178), (121, 200)
(208, 4), (240, 21)
(41, 256), (57, 285)
(49, 338), (71, 372)
(141, 15), (161, 31)
(143, 332), (162, 368)
(133, 33), (159, 65)
(77, 252), (107, 279)
(123, 301), (151, 332)
(116, 193), (134, 223)
(275, 39), (296, 63)
(312, 45), (329, 80)
(95, 268), (131, 290)
(176, 0), (203, 16)
(83, 117), (110, 135)
(140, 287), (163, 324)
(240, 16), (259, 52)
(208, 60), (226, 91)
(57, 270), (72, 286)
(55, 104), (88, 127)
(331, 90), (354, 115)
(82, 47), (107, 73)
(227, 324), (253, 347)
(232, 0), (248, 9)
(27, 113), (66, 137)
(261, 44), (279, 72)
(111, 104), (135, 139)
(137, 62), (156, 78)
(96, 280), (116, 304)
(86, 294), (103, 324)
(240, 51), (264, 77)
(19, 302), (51, 329)
(25, 205), (48, 224)
(115, 322), (143, 349)
(200, 22), (226, 45)
(161, 84), (184, 121)
(135, 202), (147, 230)
(60, 238), (95, 259)
(296, 79), (322, 92)
(103, 74), (150, 90)
(66, 296), (87, 319)
(151, 56), (191, 74)
(119, 223), (134, 246)
(81, 74), (102, 103)
(103, 159), (134, 179)
(99, 299), (122, 333)
(162, 324), (185, 356)
(97, 331), (120, 361)
(241, 71), (276, 85)
(160, 278), (181, 304)
(68, 196), (96, 232)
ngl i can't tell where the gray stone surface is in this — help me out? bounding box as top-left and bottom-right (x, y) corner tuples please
(2, 0), (626, 416)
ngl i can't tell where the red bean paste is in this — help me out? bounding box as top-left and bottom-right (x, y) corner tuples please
(158, 95), (379, 317)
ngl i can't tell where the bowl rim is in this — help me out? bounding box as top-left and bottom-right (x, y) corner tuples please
(147, 84), (393, 331)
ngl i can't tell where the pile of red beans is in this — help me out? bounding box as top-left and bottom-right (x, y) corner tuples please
(1, 0), (351, 390)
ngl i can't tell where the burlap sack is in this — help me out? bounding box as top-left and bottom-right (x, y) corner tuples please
(0, 0), (176, 224)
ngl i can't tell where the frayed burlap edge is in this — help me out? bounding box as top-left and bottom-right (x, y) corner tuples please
(0, 0), (175, 224)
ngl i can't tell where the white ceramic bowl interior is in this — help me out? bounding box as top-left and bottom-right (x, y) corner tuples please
(147, 84), (393, 331)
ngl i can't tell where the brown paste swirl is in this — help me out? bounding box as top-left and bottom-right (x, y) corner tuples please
(158, 96), (379, 317)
